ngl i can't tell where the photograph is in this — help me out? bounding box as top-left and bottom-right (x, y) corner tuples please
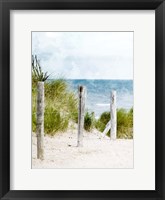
(32, 31), (134, 168)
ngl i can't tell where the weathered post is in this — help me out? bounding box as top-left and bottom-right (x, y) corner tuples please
(77, 86), (85, 147)
(37, 81), (44, 159)
(111, 90), (117, 140)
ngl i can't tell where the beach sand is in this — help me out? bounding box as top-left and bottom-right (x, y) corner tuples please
(32, 128), (133, 169)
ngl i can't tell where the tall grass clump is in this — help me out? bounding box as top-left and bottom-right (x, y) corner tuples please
(95, 108), (133, 139)
(95, 112), (110, 133)
(32, 55), (50, 83)
(32, 55), (78, 135)
(117, 108), (133, 139)
(44, 106), (69, 135)
(44, 79), (78, 134)
(84, 112), (95, 132)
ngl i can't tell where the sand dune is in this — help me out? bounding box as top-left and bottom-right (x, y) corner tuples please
(32, 128), (133, 169)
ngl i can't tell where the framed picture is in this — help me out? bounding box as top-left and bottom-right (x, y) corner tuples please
(31, 31), (134, 169)
(0, 0), (165, 199)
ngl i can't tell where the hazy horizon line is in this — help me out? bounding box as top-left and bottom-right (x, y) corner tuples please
(48, 78), (133, 80)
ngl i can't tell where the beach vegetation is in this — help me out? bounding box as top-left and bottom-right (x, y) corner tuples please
(32, 55), (50, 83)
(32, 56), (133, 138)
(95, 108), (133, 139)
(32, 56), (78, 135)
(32, 79), (78, 135)
(95, 111), (110, 133)
(84, 111), (95, 132)
(117, 108), (133, 139)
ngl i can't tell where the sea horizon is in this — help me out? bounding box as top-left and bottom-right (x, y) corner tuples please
(49, 78), (133, 81)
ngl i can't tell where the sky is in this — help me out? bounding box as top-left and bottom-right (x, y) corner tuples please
(32, 32), (133, 80)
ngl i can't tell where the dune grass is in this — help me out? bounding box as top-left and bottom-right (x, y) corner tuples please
(32, 78), (133, 138)
(84, 111), (95, 132)
(117, 108), (133, 139)
(32, 56), (133, 138)
(95, 108), (133, 139)
(32, 79), (78, 135)
(32, 54), (78, 135)
(33, 80), (133, 138)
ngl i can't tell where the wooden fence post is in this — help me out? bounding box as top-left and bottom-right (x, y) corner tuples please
(77, 86), (85, 147)
(111, 90), (117, 140)
(37, 81), (44, 159)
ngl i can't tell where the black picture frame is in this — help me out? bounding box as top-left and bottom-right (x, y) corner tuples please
(0, 0), (165, 199)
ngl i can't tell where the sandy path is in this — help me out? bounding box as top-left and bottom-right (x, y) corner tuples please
(32, 129), (133, 169)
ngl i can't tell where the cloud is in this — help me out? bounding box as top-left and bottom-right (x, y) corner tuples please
(32, 32), (133, 79)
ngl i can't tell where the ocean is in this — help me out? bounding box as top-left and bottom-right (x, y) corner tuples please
(66, 79), (133, 119)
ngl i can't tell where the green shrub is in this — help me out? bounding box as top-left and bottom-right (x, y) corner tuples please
(84, 112), (95, 132)
(32, 78), (78, 135)
(32, 55), (78, 135)
(95, 108), (133, 139)
(44, 80), (78, 122)
(44, 106), (69, 135)
(117, 108), (133, 139)
(32, 55), (50, 83)
(95, 112), (110, 133)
